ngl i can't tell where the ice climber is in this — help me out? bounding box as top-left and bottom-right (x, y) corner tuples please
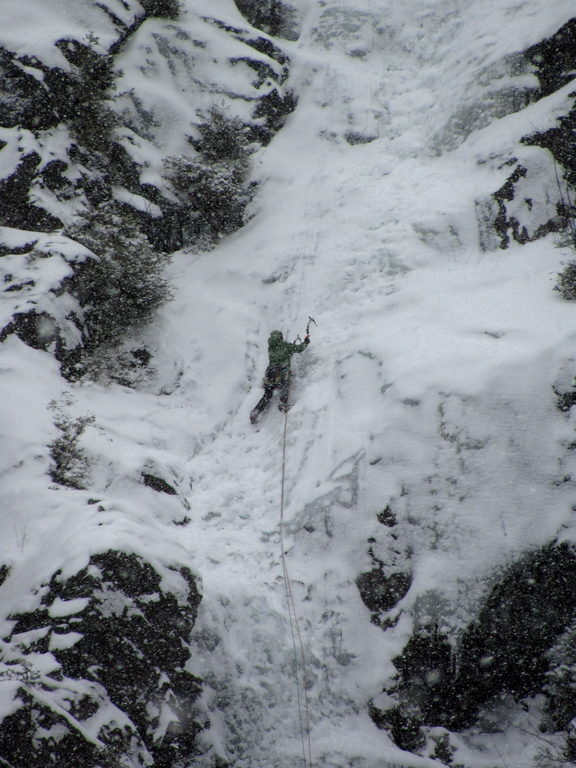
(250, 329), (310, 424)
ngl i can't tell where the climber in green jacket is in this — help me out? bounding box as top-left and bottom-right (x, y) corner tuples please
(250, 330), (310, 423)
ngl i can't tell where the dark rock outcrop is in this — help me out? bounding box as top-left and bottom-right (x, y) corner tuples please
(356, 568), (411, 614)
(478, 17), (576, 249)
(526, 17), (576, 99)
(142, 472), (178, 495)
(0, 550), (204, 768)
(485, 160), (566, 249)
(0, 151), (62, 231)
(372, 543), (576, 752)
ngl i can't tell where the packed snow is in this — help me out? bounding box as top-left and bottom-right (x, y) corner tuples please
(2, 0), (576, 766)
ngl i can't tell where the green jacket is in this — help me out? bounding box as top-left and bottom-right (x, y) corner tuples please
(267, 330), (309, 371)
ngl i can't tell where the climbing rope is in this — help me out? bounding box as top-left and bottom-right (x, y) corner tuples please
(279, 408), (313, 768)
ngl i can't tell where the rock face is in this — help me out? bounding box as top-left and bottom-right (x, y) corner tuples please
(366, 13), (576, 760)
(371, 543), (576, 754)
(0, 0), (296, 378)
(356, 567), (411, 615)
(0, 550), (202, 768)
(477, 18), (576, 251)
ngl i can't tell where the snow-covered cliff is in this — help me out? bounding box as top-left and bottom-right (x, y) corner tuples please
(2, 1), (576, 766)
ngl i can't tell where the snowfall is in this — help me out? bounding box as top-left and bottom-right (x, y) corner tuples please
(2, 0), (576, 766)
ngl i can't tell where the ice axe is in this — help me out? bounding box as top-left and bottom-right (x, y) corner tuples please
(306, 316), (317, 337)
(293, 317), (317, 344)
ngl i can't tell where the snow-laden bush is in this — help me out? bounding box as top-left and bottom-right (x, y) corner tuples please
(234, 0), (300, 40)
(554, 260), (576, 300)
(165, 155), (255, 244)
(49, 409), (94, 490)
(190, 107), (254, 163)
(165, 109), (257, 247)
(57, 39), (121, 154)
(66, 204), (172, 354)
(139, 0), (181, 18)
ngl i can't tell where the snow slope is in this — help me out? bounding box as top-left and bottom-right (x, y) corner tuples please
(3, 0), (576, 766)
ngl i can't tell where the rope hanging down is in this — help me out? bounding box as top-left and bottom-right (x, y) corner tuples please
(279, 408), (313, 768)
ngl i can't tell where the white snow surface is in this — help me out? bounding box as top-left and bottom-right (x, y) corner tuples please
(2, 0), (576, 766)
(1, 0), (143, 67)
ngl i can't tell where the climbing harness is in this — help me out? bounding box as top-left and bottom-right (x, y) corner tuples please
(280, 407), (313, 768)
